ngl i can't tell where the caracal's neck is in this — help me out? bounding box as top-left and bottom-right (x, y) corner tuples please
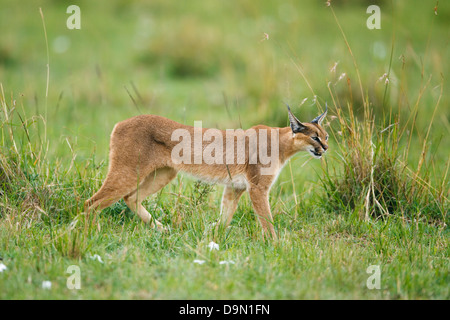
(278, 127), (306, 164)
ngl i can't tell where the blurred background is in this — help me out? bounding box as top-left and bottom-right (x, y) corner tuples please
(0, 0), (448, 181)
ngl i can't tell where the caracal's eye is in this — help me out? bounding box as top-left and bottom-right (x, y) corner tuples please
(325, 135), (329, 141)
(312, 136), (320, 142)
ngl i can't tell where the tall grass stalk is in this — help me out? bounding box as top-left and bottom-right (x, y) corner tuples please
(39, 7), (50, 145)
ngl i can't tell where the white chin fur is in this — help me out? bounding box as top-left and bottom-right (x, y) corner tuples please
(309, 149), (322, 159)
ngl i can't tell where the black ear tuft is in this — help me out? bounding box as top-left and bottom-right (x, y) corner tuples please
(311, 103), (328, 125)
(286, 103), (306, 133)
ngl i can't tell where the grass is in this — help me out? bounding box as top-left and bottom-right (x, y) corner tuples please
(321, 61), (448, 223)
(0, 0), (449, 299)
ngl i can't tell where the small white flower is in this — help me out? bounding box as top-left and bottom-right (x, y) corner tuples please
(207, 241), (219, 251)
(0, 263), (7, 272)
(90, 254), (104, 263)
(42, 281), (52, 289)
(193, 259), (206, 265)
(219, 260), (235, 265)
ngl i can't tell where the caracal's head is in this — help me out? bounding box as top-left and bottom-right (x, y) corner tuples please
(286, 104), (329, 159)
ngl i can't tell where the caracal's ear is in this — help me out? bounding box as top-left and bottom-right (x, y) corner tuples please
(286, 103), (306, 134)
(311, 103), (328, 126)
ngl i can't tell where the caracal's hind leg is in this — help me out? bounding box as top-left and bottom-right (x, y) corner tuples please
(84, 153), (161, 214)
(123, 167), (177, 230)
(84, 166), (147, 214)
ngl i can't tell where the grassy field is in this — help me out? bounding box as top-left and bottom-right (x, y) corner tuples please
(0, 0), (449, 300)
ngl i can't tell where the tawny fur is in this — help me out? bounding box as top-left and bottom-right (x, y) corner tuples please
(85, 109), (328, 239)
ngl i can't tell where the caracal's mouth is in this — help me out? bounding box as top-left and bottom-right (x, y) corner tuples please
(308, 149), (323, 159)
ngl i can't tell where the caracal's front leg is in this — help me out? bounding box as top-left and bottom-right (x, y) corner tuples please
(218, 186), (246, 229)
(248, 185), (277, 240)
